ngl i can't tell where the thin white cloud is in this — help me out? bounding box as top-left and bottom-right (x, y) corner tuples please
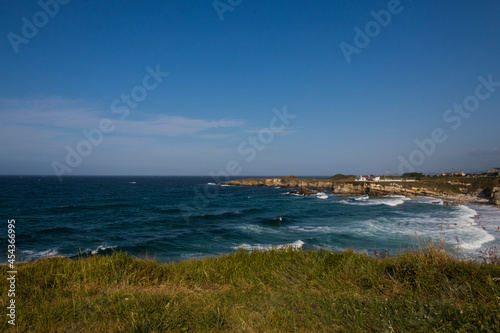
(116, 116), (244, 137)
(0, 97), (244, 139)
(199, 134), (234, 139)
(244, 128), (296, 136)
(467, 147), (500, 157)
(1, 97), (104, 130)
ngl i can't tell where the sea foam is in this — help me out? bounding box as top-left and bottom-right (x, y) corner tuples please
(316, 192), (328, 200)
(233, 240), (305, 251)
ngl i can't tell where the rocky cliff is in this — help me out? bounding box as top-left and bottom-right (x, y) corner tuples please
(225, 177), (500, 206)
(492, 187), (500, 205)
(226, 178), (441, 197)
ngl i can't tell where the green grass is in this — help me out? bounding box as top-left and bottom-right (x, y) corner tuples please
(415, 177), (500, 195)
(2, 242), (500, 332)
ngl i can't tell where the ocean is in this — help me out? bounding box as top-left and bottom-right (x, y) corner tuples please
(1, 176), (499, 262)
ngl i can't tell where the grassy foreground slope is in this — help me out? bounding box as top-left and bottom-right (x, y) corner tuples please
(1, 245), (500, 332)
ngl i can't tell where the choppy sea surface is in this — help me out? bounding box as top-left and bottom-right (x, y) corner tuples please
(1, 176), (499, 262)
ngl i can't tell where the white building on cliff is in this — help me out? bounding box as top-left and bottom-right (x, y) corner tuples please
(356, 175), (380, 182)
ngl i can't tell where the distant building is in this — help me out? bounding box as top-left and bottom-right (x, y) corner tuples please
(488, 168), (500, 173)
(356, 175), (380, 182)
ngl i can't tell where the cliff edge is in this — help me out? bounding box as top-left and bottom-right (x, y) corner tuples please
(224, 176), (500, 206)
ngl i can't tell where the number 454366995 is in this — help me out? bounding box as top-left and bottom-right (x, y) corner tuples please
(8, 219), (16, 266)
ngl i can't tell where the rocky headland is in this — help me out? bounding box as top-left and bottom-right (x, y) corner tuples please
(224, 176), (500, 207)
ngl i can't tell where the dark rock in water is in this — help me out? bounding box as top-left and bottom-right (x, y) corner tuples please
(299, 187), (317, 196)
(443, 201), (453, 206)
(288, 187), (317, 196)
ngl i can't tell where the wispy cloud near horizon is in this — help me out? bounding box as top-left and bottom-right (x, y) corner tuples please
(0, 97), (245, 138)
(468, 147), (500, 157)
(0, 97), (246, 174)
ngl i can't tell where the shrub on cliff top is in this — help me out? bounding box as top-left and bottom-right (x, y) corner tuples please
(329, 174), (356, 181)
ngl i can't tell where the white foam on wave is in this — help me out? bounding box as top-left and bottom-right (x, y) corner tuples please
(316, 192), (328, 200)
(384, 195), (411, 201)
(91, 245), (118, 255)
(240, 224), (265, 234)
(234, 243), (262, 250)
(282, 240), (305, 249)
(455, 205), (477, 220)
(381, 199), (406, 207)
(382, 195), (411, 206)
(473, 204), (500, 227)
(21, 248), (59, 260)
(239, 224), (281, 234)
(449, 205), (496, 250)
(288, 225), (336, 233)
(233, 240), (305, 251)
(354, 195), (369, 201)
(341, 197), (407, 207)
(207, 182), (217, 186)
(459, 232), (495, 250)
(361, 203), (494, 251)
(409, 197), (444, 205)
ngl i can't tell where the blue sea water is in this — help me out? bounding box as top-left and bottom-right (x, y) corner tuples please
(1, 176), (499, 262)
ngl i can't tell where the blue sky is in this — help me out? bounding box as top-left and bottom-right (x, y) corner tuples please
(1, 0), (499, 176)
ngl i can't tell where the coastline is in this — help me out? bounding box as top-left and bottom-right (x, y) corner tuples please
(4, 175), (498, 265)
(466, 203), (500, 251)
(223, 176), (500, 259)
(224, 176), (500, 207)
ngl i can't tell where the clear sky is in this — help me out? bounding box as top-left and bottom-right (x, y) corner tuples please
(1, 0), (499, 177)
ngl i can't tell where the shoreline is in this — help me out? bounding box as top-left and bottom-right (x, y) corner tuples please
(465, 203), (500, 250)
(7, 200), (499, 265)
(224, 177), (500, 259)
(3, 235), (499, 266)
(224, 176), (500, 207)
